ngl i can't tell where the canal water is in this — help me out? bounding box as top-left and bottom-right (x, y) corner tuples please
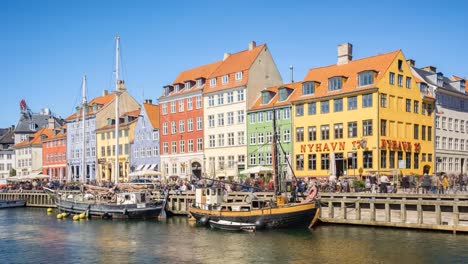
(1, 208), (467, 264)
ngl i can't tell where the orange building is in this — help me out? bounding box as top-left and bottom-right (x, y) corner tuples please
(42, 126), (67, 181)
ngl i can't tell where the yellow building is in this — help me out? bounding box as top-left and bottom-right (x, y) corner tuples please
(291, 43), (435, 178)
(96, 110), (139, 182)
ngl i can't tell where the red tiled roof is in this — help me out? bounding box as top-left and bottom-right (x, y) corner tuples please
(14, 127), (53, 148)
(96, 110), (140, 132)
(290, 50), (400, 102)
(250, 82), (302, 111)
(66, 93), (116, 120)
(173, 61), (223, 84)
(143, 103), (160, 128)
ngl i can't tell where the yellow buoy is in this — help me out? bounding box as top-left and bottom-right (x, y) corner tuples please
(73, 215), (80, 221)
(56, 214), (63, 219)
(47, 208), (53, 213)
(61, 212), (68, 218)
(79, 213), (86, 219)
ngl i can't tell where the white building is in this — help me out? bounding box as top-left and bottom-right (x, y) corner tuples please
(0, 127), (15, 181)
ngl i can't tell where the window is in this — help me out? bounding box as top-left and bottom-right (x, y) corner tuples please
(179, 120), (185, 133)
(381, 150), (387, 168)
(250, 154), (257, 165)
(227, 112), (234, 125)
(308, 103), (316, 115)
(455, 139), (459, 150)
(238, 155), (245, 164)
(428, 126), (432, 141)
(228, 156), (235, 168)
(321, 125), (330, 140)
(188, 119), (193, 131)
(307, 154), (316, 170)
(296, 104), (304, 116)
(237, 89), (245, 101)
(162, 103), (167, 115)
(258, 112), (264, 123)
(266, 132), (273, 143)
(406, 152), (411, 169)
(296, 127), (304, 142)
(228, 133), (235, 146)
(321, 154), (330, 170)
(414, 124), (419, 140)
(178, 99), (184, 112)
(389, 151), (395, 168)
(258, 132), (264, 144)
(237, 110), (245, 123)
(302, 82), (315, 95)
(197, 138), (203, 151)
(235, 71), (243, 81)
(188, 140), (194, 152)
(321, 101), (330, 114)
(197, 117), (203, 130)
(296, 155), (304, 170)
(442, 137), (447, 149)
(422, 125), (426, 140)
(328, 77), (342, 91)
(414, 101), (419, 113)
(218, 156), (225, 169)
(171, 141), (177, 153)
(218, 94), (224, 105)
(398, 60), (403, 71)
(196, 79), (203, 87)
(398, 74), (403, 87)
(171, 121), (176, 134)
(250, 133), (256, 145)
(389, 72), (395, 85)
(250, 113), (256, 124)
(227, 91), (234, 103)
(284, 108), (291, 119)
(406, 77), (412, 88)
(363, 120), (372, 136)
(308, 126), (316, 141)
(363, 151), (373, 169)
(209, 135), (215, 148)
(196, 96), (202, 109)
(442, 117), (446, 129)
(358, 71), (374, 86)
(218, 113), (224, 126)
(222, 75), (229, 84)
(406, 99), (411, 112)
(334, 99), (343, 112)
(218, 134), (225, 147)
(448, 138), (453, 149)
(381, 119), (387, 136)
(238, 132), (245, 145)
(208, 95), (215, 106)
(362, 94), (372, 108)
(171, 101), (176, 113)
(348, 122), (358, 138)
(283, 130), (291, 142)
(334, 123), (343, 139)
(455, 119), (459, 131)
(187, 97), (193, 110)
(461, 120), (465, 133)
(180, 140), (185, 153)
(348, 96), (357, 110)
(380, 93), (387, 108)
(422, 103), (427, 115)
(210, 78), (217, 87)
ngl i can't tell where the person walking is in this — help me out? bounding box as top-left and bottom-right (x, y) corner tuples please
(442, 175), (449, 194)
(380, 174), (390, 193)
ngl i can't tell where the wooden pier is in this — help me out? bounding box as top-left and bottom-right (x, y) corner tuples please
(319, 193), (468, 233)
(0, 191), (55, 207)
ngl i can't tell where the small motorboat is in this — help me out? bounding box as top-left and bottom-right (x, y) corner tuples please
(209, 219), (256, 232)
(0, 199), (26, 209)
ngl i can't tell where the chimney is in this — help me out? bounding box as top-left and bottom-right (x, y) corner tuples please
(407, 59), (415, 67)
(102, 89), (108, 96)
(422, 66), (437, 73)
(248, 41), (256, 51)
(48, 117), (55, 129)
(337, 43), (353, 65)
(223, 52), (231, 61)
(117, 80), (126, 91)
(144, 99), (153, 104)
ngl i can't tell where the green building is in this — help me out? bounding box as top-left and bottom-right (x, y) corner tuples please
(246, 83), (301, 180)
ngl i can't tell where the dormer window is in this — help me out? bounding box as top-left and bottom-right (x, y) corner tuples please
(185, 82), (191, 90)
(41, 134), (47, 140)
(419, 82), (428, 94)
(210, 78), (217, 87)
(461, 80), (466, 93)
(358, 71), (374, 87)
(437, 73), (444, 87)
(328, 77), (342, 91)
(174, 84), (180, 92)
(196, 79), (204, 87)
(29, 123), (37, 131)
(302, 82), (315, 95)
(261, 91), (273, 105)
(235, 72), (243, 81)
(222, 75), (229, 84)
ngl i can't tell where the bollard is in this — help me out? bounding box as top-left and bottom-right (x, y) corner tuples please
(417, 198), (423, 224)
(435, 198), (441, 225)
(355, 199), (361, 221)
(341, 200), (346, 220)
(401, 198), (406, 223)
(328, 201), (334, 219)
(370, 202), (376, 222)
(385, 198), (391, 222)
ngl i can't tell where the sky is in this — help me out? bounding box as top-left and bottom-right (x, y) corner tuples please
(1, 0), (467, 127)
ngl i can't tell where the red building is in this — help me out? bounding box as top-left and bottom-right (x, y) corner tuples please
(159, 61), (222, 179)
(42, 126), (67, 181)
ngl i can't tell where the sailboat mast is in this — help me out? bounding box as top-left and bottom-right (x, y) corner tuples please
(81, 75), (87, 183)
(114, 35), (120, 185)
(272, 108), (280, 194)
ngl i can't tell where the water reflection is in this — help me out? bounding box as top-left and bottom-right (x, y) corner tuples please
(1, 208), (468, 263)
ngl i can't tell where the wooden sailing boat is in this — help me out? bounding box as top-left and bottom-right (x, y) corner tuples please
(189, 107), (319, 229)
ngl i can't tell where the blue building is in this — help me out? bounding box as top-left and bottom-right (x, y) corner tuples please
(130, 100), (160, 174)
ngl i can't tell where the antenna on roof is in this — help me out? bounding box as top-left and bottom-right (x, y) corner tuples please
(289, 65), (294, 83)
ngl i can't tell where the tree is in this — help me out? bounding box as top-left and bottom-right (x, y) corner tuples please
(9, 168), (16, 177)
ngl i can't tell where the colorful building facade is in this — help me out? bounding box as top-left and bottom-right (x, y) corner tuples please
(42, 127), (67, 181)
(14, 127), (53, 177)
(292, 43), (435, 178)
(203, 41), (283, 180)
(130, 100), (160, 173)
(247, 83), (300, 179)
(0, 127), (15, 181)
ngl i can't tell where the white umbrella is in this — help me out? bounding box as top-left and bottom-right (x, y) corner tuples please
(239, 166), (273, 175)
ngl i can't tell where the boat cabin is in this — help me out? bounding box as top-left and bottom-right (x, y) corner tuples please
(116, 192), (147, 205)
(195, 188), (224, 209)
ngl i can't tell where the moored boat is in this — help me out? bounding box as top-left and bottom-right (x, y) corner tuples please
(209, 219), (256, 231)
(0, 199), (26, 209)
